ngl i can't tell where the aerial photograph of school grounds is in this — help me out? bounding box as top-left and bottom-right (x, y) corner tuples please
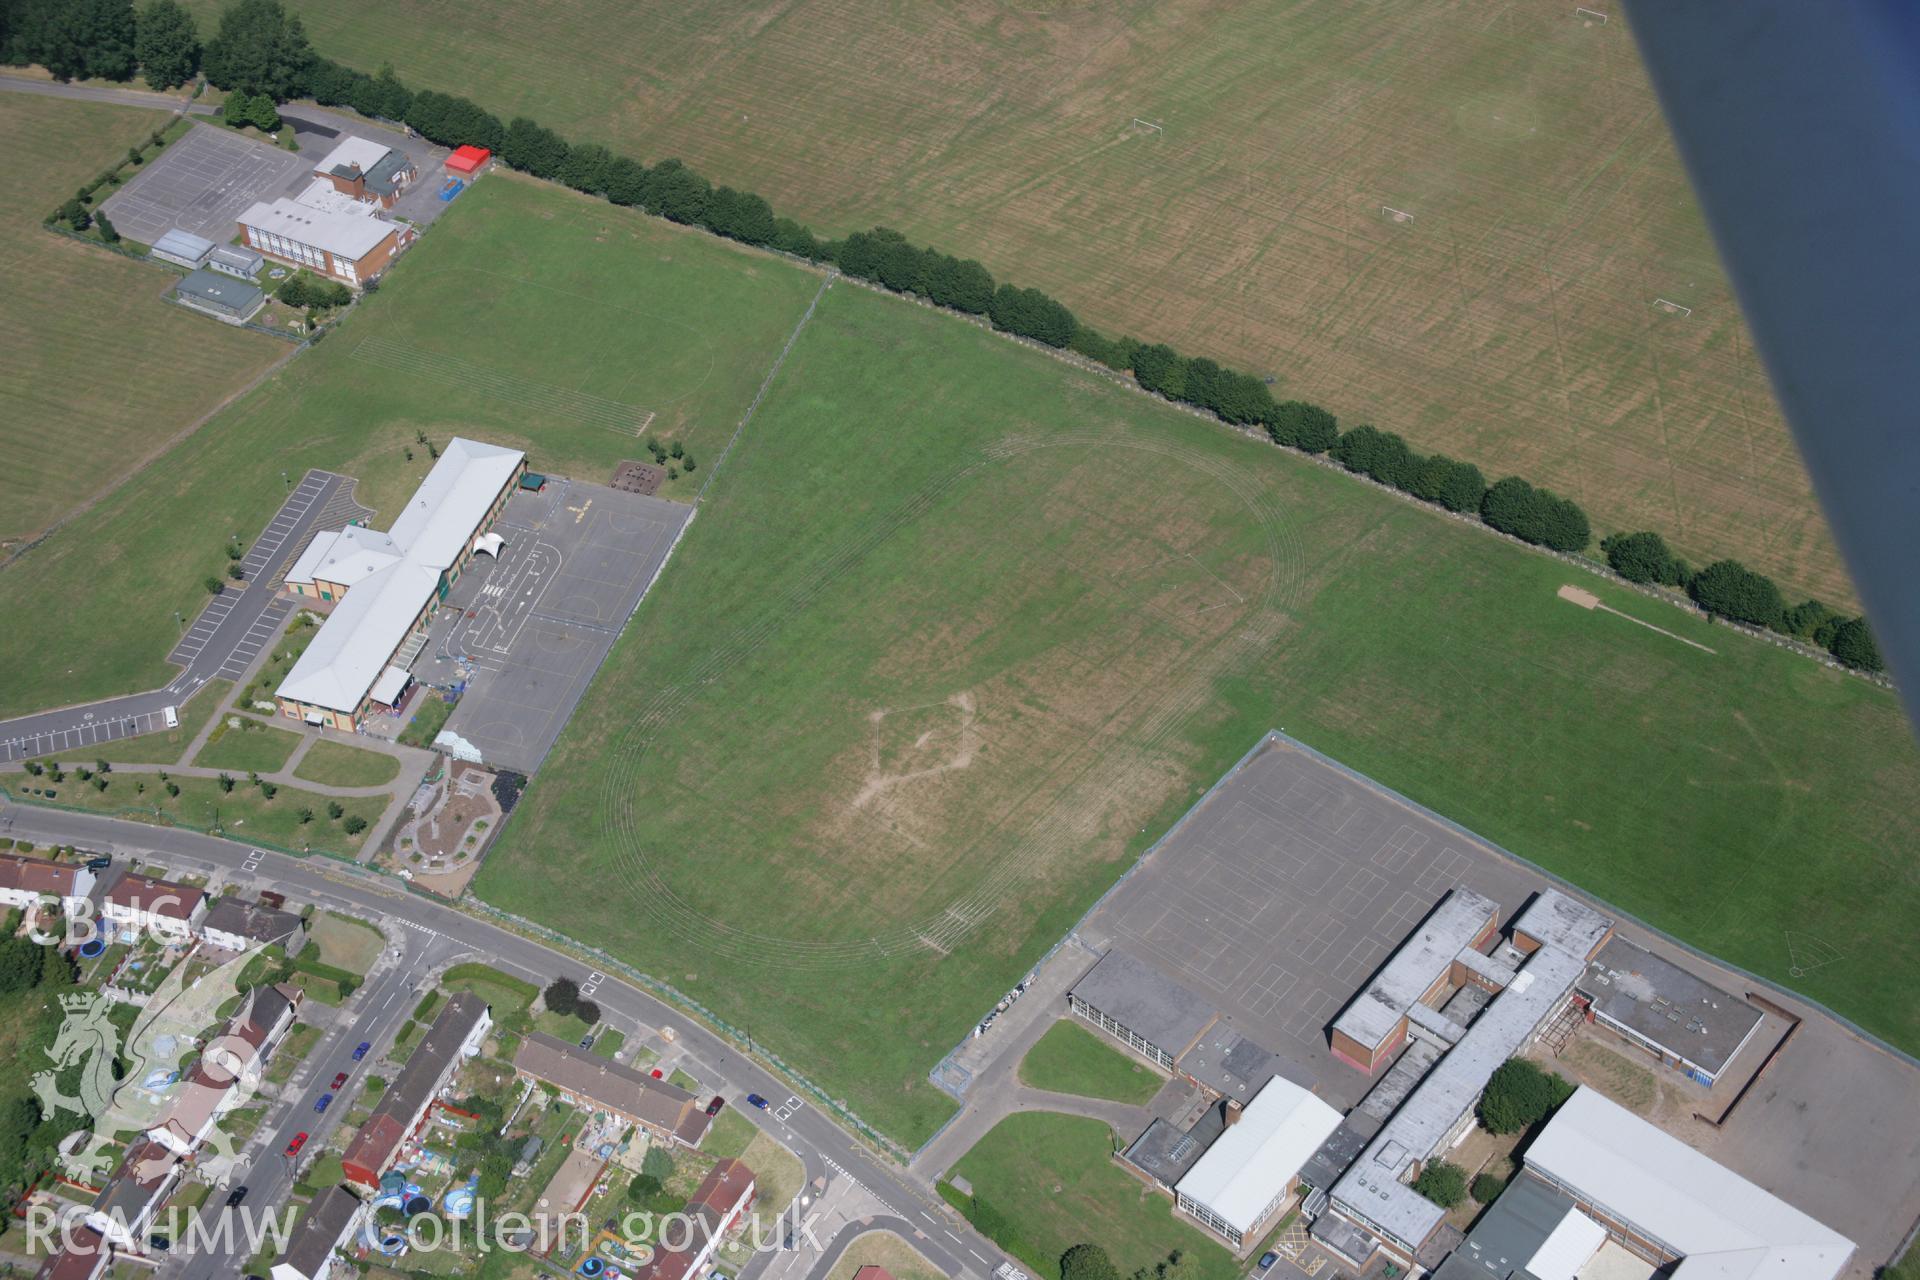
(0, 2), (1915, 1280)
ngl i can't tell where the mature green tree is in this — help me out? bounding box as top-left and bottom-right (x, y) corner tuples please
(641, 1143), (675, 1181)
(1211, 370), (1276, 426)
(1828, 617), (1883, 672)
(96, 212), (119, 243)
(1060, 1244), (1120, 1280)
(202, 0), (312, 98)
(1470, 1172), (1506, 1204)
(709, 187), (777, 247)
(1413, 1161), (1467, 1209)
(246, 87), (280, 131)
(771, 217), (826, 261)
(1267, 400), (1337, 453)
(357, 63), (410, 120)
(0, 936), (47, 994)
(543, 976), (579, 1016)
(1408, 455), (1486, 513)
(60, 198), (93, 231)
(1331, 424), (1419, 490)
(1483, 476), (1587, 551)
(1478, 1058), (1574, 1134)
(1602, 530), (1679, 585)
(575, 998), (601, 1026)
(604, 156), (650, 207)
(222, 86), (255, 127)
(19, 0), (136, 81)
(927, 255), (994, 314)
(133, 0), (197, 87)
(1129, 343), (1187, 400)
(873, 235), (930, 294)
(558, 142), (613, 196)
(1687, 559), (1786, 629)
(499, 117), (564, 179)
(987, 284), (1076, 347)
(1181, 357), (1223, 414)
(643, 159), (711, 225)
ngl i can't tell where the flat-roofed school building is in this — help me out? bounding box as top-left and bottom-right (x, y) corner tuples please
(1173, 1075), (1341, 1247)
(276, 438), (524, 730)
(1329, 887), (1502, 1073)
(237, 196), (414, 286)
(172, 268), (266, 323)
(1575, 938), (1764, 1086)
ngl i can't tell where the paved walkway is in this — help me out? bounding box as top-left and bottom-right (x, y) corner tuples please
(0, 72), (211, 114)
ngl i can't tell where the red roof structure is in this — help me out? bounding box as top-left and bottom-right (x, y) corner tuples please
(446, 145), (491, 175)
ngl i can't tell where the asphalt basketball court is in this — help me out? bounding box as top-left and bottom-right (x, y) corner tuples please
(419, 478), (692, 774)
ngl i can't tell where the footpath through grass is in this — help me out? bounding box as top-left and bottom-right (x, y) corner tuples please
(0, 174), (820, 719)
(946, 1112), (1240, 1280)
(1018, 1020), (1165, 1106)
(9, 771), (385, 855)
(480, 278), (1920, 1147)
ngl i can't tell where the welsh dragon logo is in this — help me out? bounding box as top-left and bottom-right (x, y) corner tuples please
(42, 943), (268, 1187)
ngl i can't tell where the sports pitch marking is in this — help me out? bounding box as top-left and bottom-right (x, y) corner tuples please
(1556, 583), (1716, 653)
(351, 337), (657, 436)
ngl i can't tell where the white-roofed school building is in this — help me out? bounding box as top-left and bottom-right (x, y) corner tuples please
(237, 195), (414, 286)
(1521, 1087), (1854, 1280)
(276, 438), (524, 730)
(1173, 1075), (1341, 1247)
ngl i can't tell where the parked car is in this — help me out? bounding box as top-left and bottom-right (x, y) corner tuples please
(85, 856), (112, 870)
(314, 1094), (333, 1113)
(705, 1095), (725, 1117)
(650, 1068), (664, 1080)
(579, 1035), (595, 1049)
(285, 1132), (308, 1155)
(746, 1094), (769, 1110)
(148, 1235), (171, 1252)
(331, 1072), (349, 1090)
(226, 1186), (249, 1208)
(1257, 1254), (1277, 1271)
(353, 1042), (371, 1060)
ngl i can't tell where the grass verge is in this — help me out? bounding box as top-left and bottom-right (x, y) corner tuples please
(1018, 1020), (1165, 1106)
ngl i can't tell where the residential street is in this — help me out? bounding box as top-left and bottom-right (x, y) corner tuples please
(0, 799), (1005, 1280)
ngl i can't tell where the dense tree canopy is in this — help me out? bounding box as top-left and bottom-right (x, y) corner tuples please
(1601, 530), (1680, 585)
(202, 0), (311, 98)
(1688, 559), (1787, 629)
(1477, 1058), (1574, 1134)
(133, 0), (198, 87)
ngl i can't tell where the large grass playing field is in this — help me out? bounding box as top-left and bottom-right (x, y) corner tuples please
(0, 174), (820, 718)
(178, 0), (1847, 603)
(0, 94), (284, 552)
(477, 261), (1920, 1146)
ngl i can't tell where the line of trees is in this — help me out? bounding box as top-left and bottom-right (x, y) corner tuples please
(1600, 530), (1882, 671)
(25, 0), (1886, 679)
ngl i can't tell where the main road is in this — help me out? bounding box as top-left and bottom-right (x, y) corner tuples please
(0, 800), (1008, 1280)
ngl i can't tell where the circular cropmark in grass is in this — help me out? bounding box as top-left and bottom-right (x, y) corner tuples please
(595, 428), (1310, 970)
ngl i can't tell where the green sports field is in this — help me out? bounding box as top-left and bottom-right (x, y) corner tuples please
(177, 0), (1849, 603)
(0, 174), (819, 718)
(0, 94), (284, 552)
(477, 255), (1920, 1145)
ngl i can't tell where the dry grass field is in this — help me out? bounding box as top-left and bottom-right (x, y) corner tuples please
(0, 93), (284, 552)
(185, 0), (1847, 601)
